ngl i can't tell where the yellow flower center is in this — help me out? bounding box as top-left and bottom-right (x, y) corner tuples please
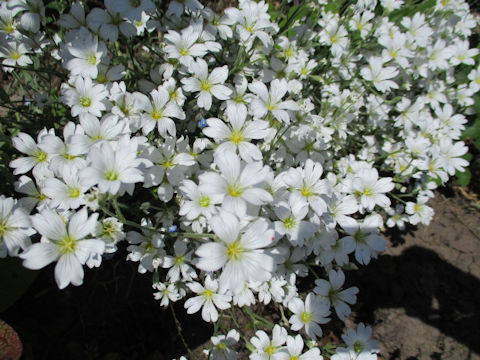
(217, 342), (226, 350)
(283, 217), (296, 230)
(88, 55), (97, 65)
(229, 130), (244, 145)
(4, 23), (14, 33)
(0, 223), (7, 236)
(11, 51), (20, 60)
(102, 222), (116, 238)
(198, 195), (210, 208)
(226, 240), (244, 261)
(179, 48), (189, 56)
(162, 159), (174, 168)
(97, 74), (108, 83)
(301, 311), (312, 323)
(200, 80), (212, 91)
(353, 341), (364, 353)
(104, 169), (119, 181)
(33, 149), (48, 163)
(174, 255), (184, 265)
(203, 289), (214, 298)
(265, 344), (277, 356)
(59, 236), (77, 254)
(151, 109), (163, 120)
(300, 185), (314, 197)
(354, 229), (366, 244)
(80, 96), (92, 107)
(67, 187), (80, 198)
(227, 183), (244, 197)
(362, 187), (373, 197)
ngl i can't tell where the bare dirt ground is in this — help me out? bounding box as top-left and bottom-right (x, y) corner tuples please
(349, 187), (480, 360)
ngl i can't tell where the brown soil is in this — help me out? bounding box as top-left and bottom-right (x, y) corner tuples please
(349, 186), (480, 360)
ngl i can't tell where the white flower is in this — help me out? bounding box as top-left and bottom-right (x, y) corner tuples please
(288, 293), (330, 339)
(42, 170), (88, 210)
(20, 208), (104, 289)
(181, 58), (232, 110)
(162, 239), (197, 282)
(139, 86), (185, 137)
(153, 282), (181, 307)
(360, 57), (398, 93)
(203, 104), (269, 162)
(437, 139), (469, 176)
(351, 168), (394, 211)
(164, 25), (209, 66)
(10, 130), (52, 179)
(249, 325), (288, 360)
(314, 269), (359, 321)
(199, 151), (273, 215)
(65, 33), (106, 78)
(209, 329), (240, 360)
(340, 215), (386, 265)
(274, 192), (317, 246)
(276, 334), (323, 360)
(0, 196), (33, 257)
(249, 79), (300, 124)
(342, 323), (380, 354)
(281, 159), (330, 216)
(184, 276), (231, 322)
(179, 179), (221, 221)
(61, 76), (108, 119)
(195, 211), (275, 294)
(80, 138), (144, 195)
(405, 198), (434, 225)
(0, 40), (32, 70)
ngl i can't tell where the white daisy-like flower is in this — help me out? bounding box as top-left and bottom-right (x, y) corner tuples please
(199, 151), (273, 215)
(288, 293), (331, 340)
(184, 276), (231, 322)
(203, 103), (269, 162)
(61, 76), (108, 119)
(79, 138), (145, 195)
(20, 208), (104, 289)
(181, 58), (232, 110)
(0, 196), (33, 258)
(195, 211), (276, 295)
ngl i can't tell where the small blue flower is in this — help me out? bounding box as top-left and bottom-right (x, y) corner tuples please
(198, 118), (208, 128)
(168, 225), (178, 233)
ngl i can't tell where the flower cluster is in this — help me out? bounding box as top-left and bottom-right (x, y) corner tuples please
(0, 0), (478, 358)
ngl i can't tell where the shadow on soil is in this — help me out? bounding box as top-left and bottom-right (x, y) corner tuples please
(1, 253), (213, 360)
(351, 245), (480, 359)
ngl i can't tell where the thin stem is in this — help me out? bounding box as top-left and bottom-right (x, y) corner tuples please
(168, 232), (217, 240)
(170, 304), (193, 357)
(1, 63), (67, 78)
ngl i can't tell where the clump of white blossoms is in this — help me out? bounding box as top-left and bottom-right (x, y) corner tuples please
(0, 0), (478, 358)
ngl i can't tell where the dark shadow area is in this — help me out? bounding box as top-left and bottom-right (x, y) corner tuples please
(1, 249), (212, 360)
(350, 245), (480, 358)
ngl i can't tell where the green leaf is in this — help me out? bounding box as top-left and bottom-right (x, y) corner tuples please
(455, 168), (472, 186)
(324, 0), (343, 13)
(279, 4), (311, 34)
(0, 257), (38, 312)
